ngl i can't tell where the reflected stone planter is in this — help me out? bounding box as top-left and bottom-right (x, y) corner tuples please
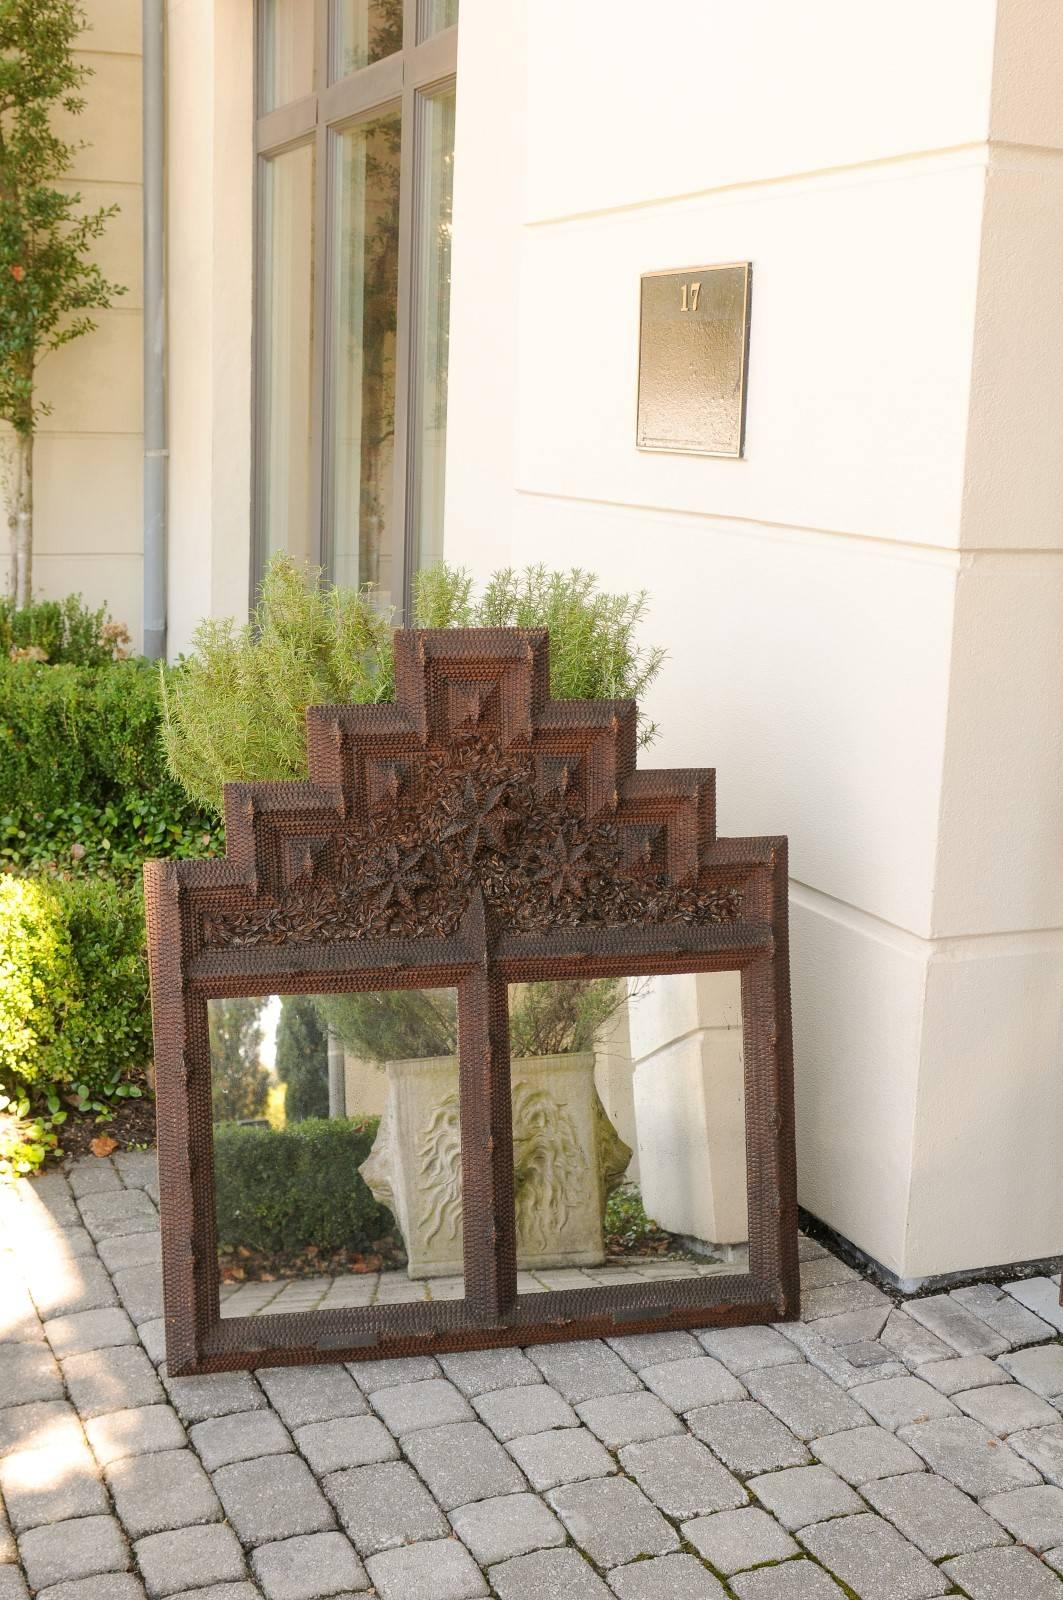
(360, 1053), (632, 1278)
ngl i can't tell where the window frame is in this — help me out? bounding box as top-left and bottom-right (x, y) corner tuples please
(252, 0), (458, 616)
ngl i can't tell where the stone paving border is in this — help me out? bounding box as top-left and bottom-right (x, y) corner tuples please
(3, 1157), (1063, 1597)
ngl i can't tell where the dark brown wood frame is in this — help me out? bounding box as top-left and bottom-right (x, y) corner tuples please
(145, 630), (799, 1375)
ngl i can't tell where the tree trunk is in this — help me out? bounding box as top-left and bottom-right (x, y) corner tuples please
(13, 430), (32, 609)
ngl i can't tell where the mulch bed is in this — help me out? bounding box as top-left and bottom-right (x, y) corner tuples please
(218, 1238), (408, 1285)
(58, 1071), (157, 1163)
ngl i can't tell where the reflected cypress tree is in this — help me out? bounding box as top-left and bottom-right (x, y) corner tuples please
(209, 998), (268, 1122)
(275, 995), (330, 1122)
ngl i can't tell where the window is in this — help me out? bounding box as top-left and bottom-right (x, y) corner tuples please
(254, 0), (458, 613)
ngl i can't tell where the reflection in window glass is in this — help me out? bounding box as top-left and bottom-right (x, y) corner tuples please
(506, 977), (749, 1296)
(212, 988), (461, 1317)
(259, 0), (316, 112)
(411, 86), (456, 572)
(257, 144), (316, 570)
(330, 109), (402, 602)
(421, 0), (458, 38)
(335, 0), (404, 79)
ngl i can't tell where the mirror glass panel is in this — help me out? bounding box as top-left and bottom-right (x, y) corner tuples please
(505, 975), (748, 1297)
(209, 986), (461, 1315)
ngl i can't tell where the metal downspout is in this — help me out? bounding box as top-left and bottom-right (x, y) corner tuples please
(142, 0), (167, 659)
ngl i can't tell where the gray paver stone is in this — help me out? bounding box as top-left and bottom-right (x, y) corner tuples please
(697, 1325), (801, 1374)
(84, 1404), (186, 1466)
(730, 1563), (846, 1599)
(366, 1540), (487, 1600)
(799, 1512), (947, 1599)
(805, 1306), (890, 1346)
(108, 1448), (221, 1537)
(0, 1399), (81, 1457)
(607, 1553), (727, 1598)
(322, 1461), (448, 1554)
(687, 1399), (810, 1474)
(800, 1258), (860, 1290)
(114, 1151), (158, 1190)
(345, 1355), (440, 1392)
(134, 1525), (246, 1597)
(473, 1383), (577, 1441)
(213, 1452), (333, 1546)
(97, 1233), (161, 1275)
(64, 1346), (163, 1419)
(137, 1320), (166, 1368)
(506, 1425), (615, 1490)
(863, 1469), (1009, 1558)
(999, 1343), (1063, 1398)
(166, 1587), (260, 1600)
(639, 1356), (745, 1413)
(749, 1463), (862, 1530)
(18, 1515), (129, 1591)
(189, 1409), (291, 1471)
(943, 1546), (1063, 1598)
(951, 1283), (1054, 1346)
(800, 1281), (889, 1321)
(0, 1562), (26, 1597)
(1013, 1422), (1063, 1485)
(164, 1372), (265, 1423)
(68, 1160), (123, 1198)
(255, 1365), (366, 1428)
(905, 1296), (1008, 1357)
(26, 1257), (117, 1319)
(292, 1415), (397, 1473)
(36, 1578), (147, 1600)
(955, 1380), (1059, 1435)
(369, 1377), (472, 1434)
(681, 1506), (799, 1574)
(619, 1434), (746, 1519)
(1002, 1277), (1063, 1335)
(575, 1390), (683, 1448)
(810, 1422), (924, 1484)
(0, 1343), (62, 1407)
(914, 1354), (1012, 1395)
(880, 1309), (955, 1367)
(0, 1506), (14, 1564)
(44, 1308), (137, 1359)
(849, 1375), (958, 1430)
(437, 1348), (542, 1396)
(899, 1415), (1042, 1496)
(402, 1419), (526, 1509)
(77, 1191), (158, 1241)
(489, 1548), (611, 1599)
(526, 1340), (641, 1403)
(981, 1483), (1063, 1551)
(113, 1266), (164, 1327)
(250, 1531), (368, 1599)
(744, 1364), (870, 1439)
(777, 1322), (907, 1390)
(0, 1441), (108, 1530)
(548, 1476), (679, 1568)
(450, 1492), (565, 1565)
(1047, 1547), (1063, 1576)
(607, 1331), (702, 1370)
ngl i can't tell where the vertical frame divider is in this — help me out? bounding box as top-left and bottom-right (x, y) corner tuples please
(458, 957), (518, 1323)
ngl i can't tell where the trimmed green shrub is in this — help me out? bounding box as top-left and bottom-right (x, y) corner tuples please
(0, 657), (215, 874)
(209, 997), (268, 1123)
(213, 1117), (391, 1253)
(0, 873), (151, 1101)
(275, 996), (330, 1122)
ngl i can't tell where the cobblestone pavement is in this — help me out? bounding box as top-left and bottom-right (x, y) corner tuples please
(4, 1156), (1063, 1598)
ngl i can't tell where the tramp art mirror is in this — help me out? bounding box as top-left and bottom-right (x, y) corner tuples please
(145, 629), (799, 1375)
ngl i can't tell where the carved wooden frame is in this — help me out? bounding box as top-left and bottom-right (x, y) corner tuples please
(145, 629), (799, 1375)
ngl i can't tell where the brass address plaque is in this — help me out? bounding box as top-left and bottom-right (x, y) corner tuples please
(637, 261), (752, 458)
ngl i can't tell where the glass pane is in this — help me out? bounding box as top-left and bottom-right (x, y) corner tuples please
(211, 987), (462, 1316)
(411, 85), (455, 573)
(507, 977), (749, 1296)
(421, 0), (458, 38)
(334, 0), (404, 78)
(257, 143), (316, 569)
(259, 0), (316, 112)
(329, 109), (402, 602)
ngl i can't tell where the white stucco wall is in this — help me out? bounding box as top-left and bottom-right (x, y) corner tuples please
(7, 0), (144, 641)
(444, 0), (1063, 1281)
